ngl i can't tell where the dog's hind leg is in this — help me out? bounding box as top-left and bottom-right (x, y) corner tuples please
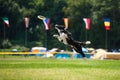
(71, 45), (86, 58)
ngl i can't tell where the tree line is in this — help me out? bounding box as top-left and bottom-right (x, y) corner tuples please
(0, 0), (120, 51)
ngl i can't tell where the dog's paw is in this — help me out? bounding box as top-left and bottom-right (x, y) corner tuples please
(53, 34), (59, 38)
(85, 41), (91, 45)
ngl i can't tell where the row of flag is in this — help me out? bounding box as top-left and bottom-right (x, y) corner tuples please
(1, 17), (111, 31)
(2, 17), (30, 28)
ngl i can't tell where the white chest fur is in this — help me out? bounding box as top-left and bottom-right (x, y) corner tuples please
(59, 33), (68, 45)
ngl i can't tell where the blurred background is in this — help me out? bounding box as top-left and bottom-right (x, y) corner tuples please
(0, 0), (120, 52)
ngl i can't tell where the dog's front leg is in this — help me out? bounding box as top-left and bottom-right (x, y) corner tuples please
(53, 34), (63, 42)
(53, 34), (59, 38)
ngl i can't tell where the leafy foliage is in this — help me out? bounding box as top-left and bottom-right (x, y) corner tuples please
(0, 0), (120, 51)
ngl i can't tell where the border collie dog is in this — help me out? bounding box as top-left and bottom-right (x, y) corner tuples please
(53, 24), (91, 58)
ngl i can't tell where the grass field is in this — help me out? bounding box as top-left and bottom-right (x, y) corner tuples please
(0, 56), (120, 80)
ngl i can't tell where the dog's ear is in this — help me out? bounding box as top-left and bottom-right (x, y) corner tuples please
(63, 25), (66, 29)
(55, 24), (65, 29)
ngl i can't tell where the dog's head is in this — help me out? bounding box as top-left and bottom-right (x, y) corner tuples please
(55, 24), (65, 31)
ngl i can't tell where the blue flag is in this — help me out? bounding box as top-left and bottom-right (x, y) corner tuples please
(43, 18), (50, 30)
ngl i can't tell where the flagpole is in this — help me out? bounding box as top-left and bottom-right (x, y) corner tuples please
(83, 18), (90, 41)
(2, 17), (9, 58)
(85, 30), (87, 41)
(3, 22), (6, 58)
(45, 30), (48, 51)
(3, 23), (6, 44)
(105, 30), (108, 51)
(37, 15), (50, 52)
(24, 17), (29, 48)
(2, 22), (6, 53)
(25, 28), (27, 47)
(104, 18), (110, 51)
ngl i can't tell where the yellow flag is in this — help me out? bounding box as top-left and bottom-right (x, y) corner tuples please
(63, 18), (69, 29)
(104, 22), (110, 26)
(104, 18), (110, 30)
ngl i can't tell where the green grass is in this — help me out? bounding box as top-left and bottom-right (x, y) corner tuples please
(0, 57), (120, 80)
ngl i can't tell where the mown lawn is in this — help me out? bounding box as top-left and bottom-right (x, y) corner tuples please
(0, 57), (120, 80)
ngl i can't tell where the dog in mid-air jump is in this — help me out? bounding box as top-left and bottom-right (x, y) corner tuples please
(53, 24), (91, 58)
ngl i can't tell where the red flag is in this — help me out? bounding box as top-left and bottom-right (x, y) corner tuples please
(83, 18), (90, 30)
(63, 18), (69, 29)
(24, 17), (29, 28)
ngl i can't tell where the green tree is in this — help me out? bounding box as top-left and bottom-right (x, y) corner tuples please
(91, 0), (120, 49)
(0, 0), (120, 51)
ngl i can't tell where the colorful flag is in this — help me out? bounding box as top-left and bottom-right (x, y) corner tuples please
(83, 18), (90, 30)
(104, 18), (110, 30)
(63, 18), (69, 29)
(24, 17), (29, 28)
(43, 18), (50, 30)
(2, 17), (10, 27)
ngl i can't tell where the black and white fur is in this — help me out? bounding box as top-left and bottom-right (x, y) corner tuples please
(53, 24), (91, 58)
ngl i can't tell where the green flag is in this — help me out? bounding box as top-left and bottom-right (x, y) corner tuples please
(2, 17), (10, 27)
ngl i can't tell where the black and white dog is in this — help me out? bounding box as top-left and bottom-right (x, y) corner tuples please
(53, 24), (91, 58)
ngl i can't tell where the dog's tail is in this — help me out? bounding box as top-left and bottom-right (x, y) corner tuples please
(75, 41), (91, 46)
(85, 41), (91, 45)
